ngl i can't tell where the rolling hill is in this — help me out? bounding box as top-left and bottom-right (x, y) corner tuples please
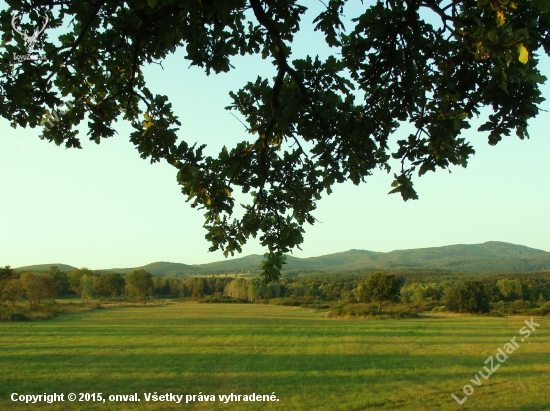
(12, 241), (550, 277)
(13, 263), (78, 272)
(98, 261), (203, 277)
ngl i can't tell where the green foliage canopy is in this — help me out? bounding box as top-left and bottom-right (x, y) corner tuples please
(19, 271), (55, 308)
(68, 267), (94, 296)
(97, 272), (125, 300)
(80, 274), (94, 302)
(125, 269), (154, 302)
(47, 265), (70, 296)
(0, 265), (16, 305)
(0, 265), (15, 282)
(445, 280), (490, 313)
(356, 271), (402, 310)
(1, 1), (549, 281)
(496, 278), (524, 300)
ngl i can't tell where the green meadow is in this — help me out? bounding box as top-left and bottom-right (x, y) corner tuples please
(1, 303), (548, 410)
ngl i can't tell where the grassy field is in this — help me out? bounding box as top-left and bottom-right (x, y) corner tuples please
(1, 302), (549, 410)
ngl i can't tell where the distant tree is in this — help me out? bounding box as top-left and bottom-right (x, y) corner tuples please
(497, 279), (524, 301)
(90, 275), (101, 298)
(41, 275), (56, 302)
(20, 272), (55, 309)
(0, 265), (16, 306)
(47, 266), (70, 297)
(80, 274), (94, 303)
(125, 269), (154, 303)
(69, 269), (83, 296)
(3, 279), (23, 306)
(0, 265), (15, 282)
(69, 268), (94, 297)
(482, 280), (504, 303)
(152, 277), (162, 296)
(423, 284), (442, 301)
(445, 281), (490, 314)
(224, 278), (248, 300)
(180, 281), (191, 298)
(214, 278), (226, 294)
(189, 277), (206, 298)
(356, 272), (402, 311)
(153, 276), (178, 297)
(400, 283), (424, 304)
(97, 273), (125, 301)
(168, 278), (181, 297)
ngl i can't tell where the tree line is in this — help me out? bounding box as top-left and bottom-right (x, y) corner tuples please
(2, 265), (550, 316)
(0, 266), (154, 307)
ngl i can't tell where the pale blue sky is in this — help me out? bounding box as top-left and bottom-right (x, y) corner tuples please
(1, 2), (549, 269)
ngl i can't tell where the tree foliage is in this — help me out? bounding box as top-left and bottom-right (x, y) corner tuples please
(356, 272), (402, 310)
(3, 279), (23, 306)
(496, 278), (524, 301)
(0, 265), (15, 282)
(19, 271), (55, 308)
(125, 269), (154, 302)
(1, 1), (549, 281)
(47, 265), (69, 297)
(68, 267), (94, 297)
(445, 280), (490, 313)
(96, 272), (125, 301)
(80, 274), (94, 302)
(223, 277), (279, 301)
(0, 265), (16, 305)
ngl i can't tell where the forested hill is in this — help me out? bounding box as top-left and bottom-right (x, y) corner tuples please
(14, 241), (550, 277)
(12, 263), (78, 272)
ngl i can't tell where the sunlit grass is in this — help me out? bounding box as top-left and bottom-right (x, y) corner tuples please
(1, 303), (548, 410)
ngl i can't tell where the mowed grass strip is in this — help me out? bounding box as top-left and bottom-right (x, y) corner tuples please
(0, 303), (548, 410)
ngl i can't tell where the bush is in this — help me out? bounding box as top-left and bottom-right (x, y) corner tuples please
(508, 300), (530, 314)
(537, 301), (550, 316)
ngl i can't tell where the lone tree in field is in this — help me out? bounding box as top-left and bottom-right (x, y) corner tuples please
(1, 1), (549, 280)
(357, 272), (402, 311)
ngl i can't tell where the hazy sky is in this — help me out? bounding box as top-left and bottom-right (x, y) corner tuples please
(1, 2), (549, 269)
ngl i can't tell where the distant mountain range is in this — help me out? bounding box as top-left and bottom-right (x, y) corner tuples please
(14, 241), (550, 277)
